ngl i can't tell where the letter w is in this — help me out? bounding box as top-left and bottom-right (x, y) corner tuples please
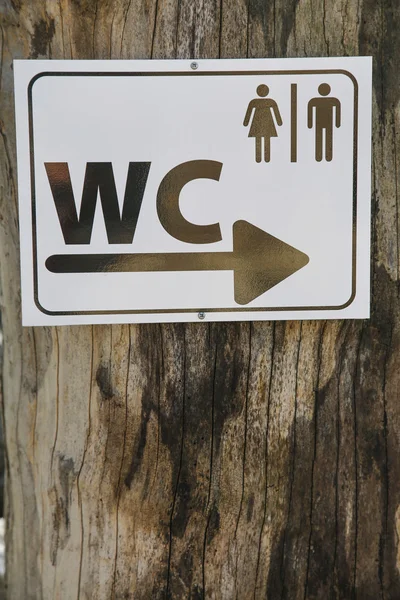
(44, 162), (151, 244)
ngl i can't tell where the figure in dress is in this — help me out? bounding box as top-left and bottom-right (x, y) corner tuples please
(243, 85), (283, 163)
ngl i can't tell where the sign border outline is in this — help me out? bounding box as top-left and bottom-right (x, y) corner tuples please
(27, 69), (358, 316)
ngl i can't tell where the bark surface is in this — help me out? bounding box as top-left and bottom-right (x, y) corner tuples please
(0, 0), (399, 598)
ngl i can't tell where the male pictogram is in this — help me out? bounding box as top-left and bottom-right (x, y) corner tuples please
(308, 83), (341, 162)
(243, 85), (283, 163)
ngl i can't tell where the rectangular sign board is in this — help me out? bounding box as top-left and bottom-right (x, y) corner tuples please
(14, 57), (372, 325)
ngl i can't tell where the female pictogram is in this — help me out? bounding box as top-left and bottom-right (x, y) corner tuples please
(243, 85), (283, 163)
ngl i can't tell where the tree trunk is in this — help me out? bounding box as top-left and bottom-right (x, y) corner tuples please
(0, 0), (399, 598)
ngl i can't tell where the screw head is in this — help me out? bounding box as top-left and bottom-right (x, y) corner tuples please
(191, 61), (199, 70)
(198, 311), (205, 320)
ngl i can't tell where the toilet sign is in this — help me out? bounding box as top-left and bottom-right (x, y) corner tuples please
(14, 57), (372, 325)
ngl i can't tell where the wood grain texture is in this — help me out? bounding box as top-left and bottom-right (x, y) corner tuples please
(0, 0), (399, 598)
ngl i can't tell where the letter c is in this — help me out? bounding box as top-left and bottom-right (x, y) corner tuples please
(156, 160), (223, 244)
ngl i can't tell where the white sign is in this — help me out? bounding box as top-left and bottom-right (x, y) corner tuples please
(14, 58), (372, 325)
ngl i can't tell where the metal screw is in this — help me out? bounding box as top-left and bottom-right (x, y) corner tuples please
(198, 311), (205, 320)
(191, 61), (199, 70)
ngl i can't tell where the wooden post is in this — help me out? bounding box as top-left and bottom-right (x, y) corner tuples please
(0, 1), (399, 598)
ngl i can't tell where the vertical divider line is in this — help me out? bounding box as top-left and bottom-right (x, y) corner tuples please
(291, 83), (297, 163)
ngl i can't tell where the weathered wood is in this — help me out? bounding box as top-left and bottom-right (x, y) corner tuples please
(0, 0), (399, 598)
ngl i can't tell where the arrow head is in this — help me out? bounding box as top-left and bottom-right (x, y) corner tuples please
(232, 220), (309, 305)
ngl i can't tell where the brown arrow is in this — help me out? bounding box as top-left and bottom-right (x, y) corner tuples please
(45, 220), (309, 305)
